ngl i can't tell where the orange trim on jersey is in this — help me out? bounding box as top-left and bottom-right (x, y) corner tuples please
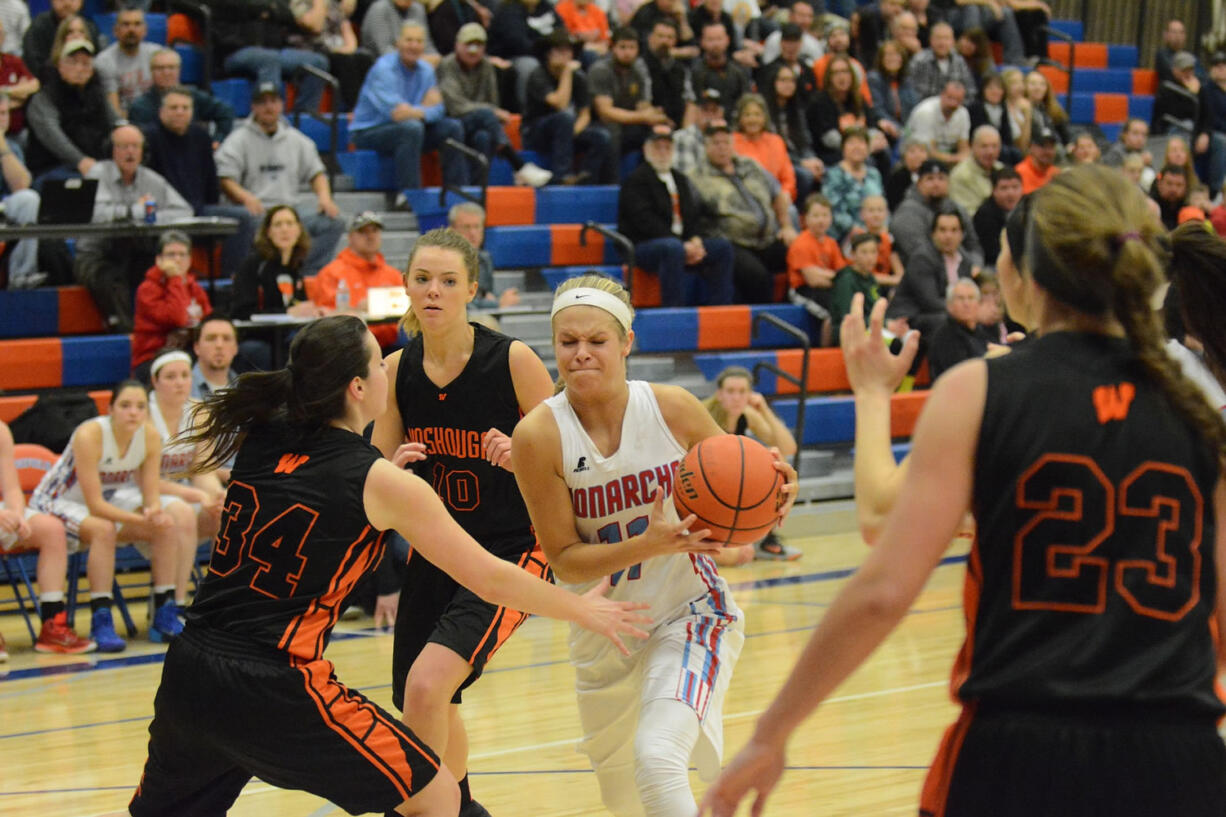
(949, 534), (983, 700)
(467, 550), (550, 664)
(919, 703), (976, 817)
(296, 657), (439, 801)
(278, 526), (385, 659)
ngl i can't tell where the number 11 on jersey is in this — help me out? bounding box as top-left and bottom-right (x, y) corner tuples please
(597, 516), (648, 585)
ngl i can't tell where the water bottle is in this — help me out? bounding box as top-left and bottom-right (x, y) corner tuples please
(144, 198), (157, 224)
(336, 278), (350, 311)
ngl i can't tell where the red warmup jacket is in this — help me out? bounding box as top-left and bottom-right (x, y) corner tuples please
(132, 265), (212, 367)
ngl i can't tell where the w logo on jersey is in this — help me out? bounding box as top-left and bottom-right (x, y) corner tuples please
(1092, 382), (1135, 424)
(275, 453), (310, 474)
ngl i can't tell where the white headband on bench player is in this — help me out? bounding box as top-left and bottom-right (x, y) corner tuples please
(550, 287), (633, 333)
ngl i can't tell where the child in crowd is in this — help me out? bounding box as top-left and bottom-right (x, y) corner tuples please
(787, 194), (846, 311)
(829, 232), (883, 345)
(845, 194), (903, 290)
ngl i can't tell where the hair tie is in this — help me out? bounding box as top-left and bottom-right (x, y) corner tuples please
(1113, 231), (1141, 247)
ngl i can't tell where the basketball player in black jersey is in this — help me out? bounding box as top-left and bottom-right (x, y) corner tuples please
(127, 316), (648, 817)
(371, 228), (554, 817)
(700, 165), (1226, 817)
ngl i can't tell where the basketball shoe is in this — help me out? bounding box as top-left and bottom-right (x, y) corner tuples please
(91, 607), (127, 652)
(35, 612), (96, 654)
(150, 601), (184, 643)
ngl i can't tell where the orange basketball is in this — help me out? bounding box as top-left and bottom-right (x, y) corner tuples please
(673, 435), (784, 546)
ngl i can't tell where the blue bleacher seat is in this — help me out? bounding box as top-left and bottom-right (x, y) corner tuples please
(534, 186), (619, 224)
(337, 151), (396, 190)
(1100, 123), (1123, 144)
(175, 45), (203, 86)
(1069, 93), (1095, 124)
(1071, 69), (1133, 94)
(0, 289), (58, 338)
(541, 265), (624, 290)
(211, 78), (251, 118)
(1049, 20), (1084, 42)
(61, 336), (130, 387)
(297, 115), (350, 154)
(773, 396), (856, 445)
(1107, 45), (1138, 69)
(1128, 95), (1154, 123)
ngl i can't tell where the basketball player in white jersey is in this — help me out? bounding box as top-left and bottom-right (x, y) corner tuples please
(146, 350), (225, 611)
(29, 380), (196, 651)
(513, 274), (798, 817)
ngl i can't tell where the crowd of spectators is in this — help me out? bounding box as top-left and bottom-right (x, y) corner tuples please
(0, 0), (1220, 392)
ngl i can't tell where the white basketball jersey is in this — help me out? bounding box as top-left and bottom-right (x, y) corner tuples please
(149, 393), (197, 478)
(546, 381), (739, 660)
(32, 416), (147, 506)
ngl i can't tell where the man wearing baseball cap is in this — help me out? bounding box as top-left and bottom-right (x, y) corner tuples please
(618, 124), (734, 306)
(890, 157), (983, 266)
(672, 87), (724, 174)
(26, 36), (117, 178)
(1014, 126), (1060, 194)
(315, 211), (404, 347)
(437, 22), (552, 187)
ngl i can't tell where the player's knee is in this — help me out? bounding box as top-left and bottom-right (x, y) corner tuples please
(80, 517), (117, 548)
(403, 671), (454, 714)
(595, 765), (646, 817)
(27, 514), (67, 551)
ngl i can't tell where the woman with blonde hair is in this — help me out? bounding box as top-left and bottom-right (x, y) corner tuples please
(372, 227), (555, 817)
(514, 273), (798, 817)
(1001, 67), (1032, 151)
(1024, 68), (1070, 145)
(703, 164), (1226, 817)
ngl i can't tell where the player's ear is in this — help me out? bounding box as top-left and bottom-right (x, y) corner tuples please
(622, 329), (635, 357)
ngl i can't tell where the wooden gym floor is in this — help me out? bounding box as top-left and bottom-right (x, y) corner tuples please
(0, 502), (971, 816)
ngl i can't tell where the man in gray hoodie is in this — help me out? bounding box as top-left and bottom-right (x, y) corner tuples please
(214, 81), (344, 277)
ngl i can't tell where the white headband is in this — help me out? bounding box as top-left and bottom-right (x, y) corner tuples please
(549, 287), (633, 332)
(151, 350), (192, 379)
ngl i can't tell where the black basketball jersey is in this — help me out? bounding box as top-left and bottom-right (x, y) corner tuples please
(187, 423), (387, 661)
(395, 323), (533, 553)
(959, 332), (1222, 717)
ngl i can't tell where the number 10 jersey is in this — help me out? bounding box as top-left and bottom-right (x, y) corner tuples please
(963, 331), (1222, 717)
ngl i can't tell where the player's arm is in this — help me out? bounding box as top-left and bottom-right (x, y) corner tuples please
(700, 359), (984, 817)
(512, 403), (719, 584)
(371, 349), (408, 459)
(137, 425), (166, 513)
(363, 458), (649, 653)
(482, 340), (555, 471)
(72, 424), (148, 526)
(842, 294), (920, 542)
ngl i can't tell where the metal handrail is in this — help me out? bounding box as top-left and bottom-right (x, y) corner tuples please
(291, 64), (342, 190)
(751, 312), (809, 474)
(167, 0), (212, 88)
(578, 222), (634, 293)
(439, 138), (490, 210)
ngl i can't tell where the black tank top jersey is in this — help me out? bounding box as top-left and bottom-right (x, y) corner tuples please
(187, 423), (386, 661)
(395, 323), (533, 553)
(960, 332), (1222, 717)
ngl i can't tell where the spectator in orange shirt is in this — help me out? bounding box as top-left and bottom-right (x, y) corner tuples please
(733, 92), (797, 201)
(314, 211), (404, 346)
(1014, 126), (1059, 193)
(787, 193), (846, 315)
(555, 0), (610, 62)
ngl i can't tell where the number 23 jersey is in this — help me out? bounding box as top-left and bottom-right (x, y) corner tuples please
(964, 332), (1222, 716)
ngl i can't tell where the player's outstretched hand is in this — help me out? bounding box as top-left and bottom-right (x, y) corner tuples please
(841, 293), (919, 397)
(769, 447), (799, 525)
(642, 488), (720, 558)
(697, 738), (787, 817)
(580, 577), (653, 656)
(482, 428), (513, 471)
(391, 441), (428, 468)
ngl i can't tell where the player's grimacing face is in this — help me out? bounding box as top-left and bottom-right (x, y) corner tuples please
(553, 305), (632, 387)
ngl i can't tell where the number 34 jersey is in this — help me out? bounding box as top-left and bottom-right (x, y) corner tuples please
(964, 332), (1222, 716)
(187, 423), (387, 661)
(395, 323), (533, 555)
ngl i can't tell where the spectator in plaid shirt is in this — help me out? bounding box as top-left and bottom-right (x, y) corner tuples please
(673, 87), (723, 174)
(905, 21), (977, 104)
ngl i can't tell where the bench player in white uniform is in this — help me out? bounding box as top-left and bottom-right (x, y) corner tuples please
(147, 351), (225, 611)
(0, 419), (95, 657)
(29, 380), (196, 651)
(513, 275), (798, 817)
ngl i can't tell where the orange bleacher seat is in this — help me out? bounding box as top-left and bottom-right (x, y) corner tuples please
(504, 114), (522, 151)
(0, 339), (61, 390)
(485, 187), (536, 227)
(549, 224), (605, 266)
(1094, 93), (1130, 124)
(1049, 42), (1107, 69)
(629, 266), (659, 308)
(57, 287), (104, 335)
(696, 306), (751, 350)
(1132, 69), (1157, 96)
(1037, 65), (1068, 94)
(166, 13), (201, 45)
(889, 391), (929, 437)
(421, 151), (442, 187)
